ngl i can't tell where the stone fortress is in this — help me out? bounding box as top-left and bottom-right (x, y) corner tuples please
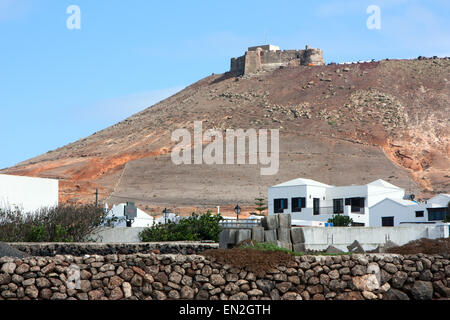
(230, 44), (325, 76)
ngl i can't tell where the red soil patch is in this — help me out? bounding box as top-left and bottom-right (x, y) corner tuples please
(201, 247), (296, 277)
(386, 238), (450, 255)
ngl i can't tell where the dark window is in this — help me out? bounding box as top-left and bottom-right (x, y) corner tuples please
(292, 197), (306, 212)
(382, 217), (394, 227)
(427, 208), (447, 221)
(351, 222), (365, 227)
(313, 198), (320, 215)
(415, 211), (424, 218)
(333, 199), (344, 214)
(274, 198), (288, 214)
(345, 197), (365, 213)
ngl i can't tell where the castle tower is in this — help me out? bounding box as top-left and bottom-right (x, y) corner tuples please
(230, 45), (324, 76)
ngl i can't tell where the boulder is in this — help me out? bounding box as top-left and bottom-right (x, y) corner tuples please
(276, 241), (292, 251)
(292, 243), (305, 253)
(433, 281), (449, 298)
(277, 228), (291, 243)
(383, 288), (410, 300)
(347, 240), (364, 253)
(392, 271), (408, 289)
(219, 229), (237, 248)
(264, 230), (277, 244)
(235, 229), (251, 244)
(352, 274), (380, 291)
(251, 227), (264, 242)
(256, 279), (275, 293)
(326, 245), (343, 254)
(278, 214), (291, 228)
(262, 215), (279, 230)
(290, 228), (305, 244)
(0, 243), (28, 259)
(411, 281), (433, 300)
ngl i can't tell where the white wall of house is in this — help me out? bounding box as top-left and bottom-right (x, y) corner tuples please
(369, 198), (429, 227)
(0, 174), (59, 214)
(268, 178), (449, 227)
(104, 203), (154, 228)
(427, 194), (450, 207)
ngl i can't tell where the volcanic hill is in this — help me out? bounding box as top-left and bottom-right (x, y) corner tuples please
(1, 57), (449, 215)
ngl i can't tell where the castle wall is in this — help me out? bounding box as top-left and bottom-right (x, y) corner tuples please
(230, 56), (245, 76)
(230, 45), (325, 76)
(303, 48), (325, 66)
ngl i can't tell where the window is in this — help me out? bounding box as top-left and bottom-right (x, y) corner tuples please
(427, 208), (447, 221)
(292, 197), (306, 212)
(415, 211), (424, 218)
(345, 197), (365, 213)
(351, 222), (365, 227)
(274, 198), (288, 214)
(313, 198), (320, 215)
(333, 199), (344, 214)
(382, 217), (394, 227)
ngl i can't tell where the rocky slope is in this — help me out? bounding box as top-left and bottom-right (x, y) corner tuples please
(1, 58), (449, 215)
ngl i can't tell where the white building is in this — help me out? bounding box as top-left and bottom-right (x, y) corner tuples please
(268, 178), (449, 227)
(0, 174), (59, 213)
(104, 203), (155, 228)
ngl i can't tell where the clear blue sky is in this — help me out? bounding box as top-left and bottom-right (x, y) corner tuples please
(1, 0), (449, 169)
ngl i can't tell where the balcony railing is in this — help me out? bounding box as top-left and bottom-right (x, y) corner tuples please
(314, 206), (341, 215)
(219, 219), (262, 229)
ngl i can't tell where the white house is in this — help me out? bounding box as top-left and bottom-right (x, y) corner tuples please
(427, 194), (450, 207)
(268, 178), (449, 227)
(104, 203), (155, 228)
(0, 174), (59, 213)
(369, 193), (449, 227)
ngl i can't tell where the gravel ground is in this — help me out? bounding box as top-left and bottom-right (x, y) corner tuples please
(0, 242), (29, 258)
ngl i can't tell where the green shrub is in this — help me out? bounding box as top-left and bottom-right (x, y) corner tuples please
(328, 215), (353, 227)
(139, 212), (223, 242)
(0, 204), (107, 242)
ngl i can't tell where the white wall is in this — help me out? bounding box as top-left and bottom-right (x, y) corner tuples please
(104, 203), (154, 228)
(367, 185), (405, 207)
(0, 174), (58, 214)
(268, 181), (408, 227)
(428, 194), (450, 207)
(369, 199), (429, 227)
(297, 224), (447, 251)
(89, 227), (146, 243)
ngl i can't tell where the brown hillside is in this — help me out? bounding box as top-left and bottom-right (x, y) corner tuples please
(1, 58), (449, 215)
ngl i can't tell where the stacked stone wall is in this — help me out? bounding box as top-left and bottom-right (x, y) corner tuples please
(0, 252), (448, 300)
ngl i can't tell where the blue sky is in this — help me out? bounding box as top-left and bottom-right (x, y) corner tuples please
(0, 0), (449, 169)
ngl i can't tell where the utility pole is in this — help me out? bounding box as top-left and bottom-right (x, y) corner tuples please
(95, 189), (98, 207)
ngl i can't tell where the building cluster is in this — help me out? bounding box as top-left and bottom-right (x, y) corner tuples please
(1, 172), (448, 232)
(268, 178), (449, 227)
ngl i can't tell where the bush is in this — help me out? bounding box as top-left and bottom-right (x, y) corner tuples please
(0, 204), (107, 242)
(328, 215), (353, 227)
(139, 212), (223, 242)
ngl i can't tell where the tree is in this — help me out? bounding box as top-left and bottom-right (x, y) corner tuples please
(328, 215), (353, 227)
(254, 195), (268, 216)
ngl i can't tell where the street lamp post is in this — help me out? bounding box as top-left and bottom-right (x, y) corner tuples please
(234, 204), (241, 220)
(163, 208), (169, 224)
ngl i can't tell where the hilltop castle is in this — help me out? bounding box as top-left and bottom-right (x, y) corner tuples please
(230, 44), (325, 76)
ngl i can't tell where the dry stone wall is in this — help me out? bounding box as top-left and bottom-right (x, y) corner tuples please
(8, 242), (218, 257)
(0, 252), (448, 300)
